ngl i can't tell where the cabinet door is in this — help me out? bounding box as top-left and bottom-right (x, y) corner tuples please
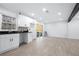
(18, 15), (27, 27)
(18, 15), (23, 27)
(0, 14), (2, 30)
(11, 34), (19, 48)
(0, 35), (11, 52)
(0, 34), (19, 53)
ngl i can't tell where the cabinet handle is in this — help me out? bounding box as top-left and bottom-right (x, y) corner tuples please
(10, 38), (13, 42)
(12, 38), (13, 41)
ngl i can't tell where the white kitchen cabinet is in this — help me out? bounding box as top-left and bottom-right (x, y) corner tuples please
(0, 14), (2, 31)
(10, 34), (19, 48)
(18, 15), (23, 27)
(0, 34), (19, 54)
(0, 35), (11, 52)
(27, 33), (33, 43)
(30, 23), (36, 39)
(18, 15), (27, 27)
(0, 14), (17, 31)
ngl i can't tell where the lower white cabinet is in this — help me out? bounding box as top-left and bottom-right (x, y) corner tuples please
(0, 34), (19, 54)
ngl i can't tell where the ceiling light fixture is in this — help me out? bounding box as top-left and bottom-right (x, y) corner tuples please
(58, 12), (62, 16)
(42, 8), (49, 13)
(31, 13), (35, 16)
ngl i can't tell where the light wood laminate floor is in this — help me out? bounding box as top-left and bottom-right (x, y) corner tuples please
(0, 37), (79, 56)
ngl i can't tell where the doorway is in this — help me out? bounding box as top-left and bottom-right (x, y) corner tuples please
(37, 32), (43, 37)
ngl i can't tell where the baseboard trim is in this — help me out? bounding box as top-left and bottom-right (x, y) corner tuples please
(46, 36), (79, 40)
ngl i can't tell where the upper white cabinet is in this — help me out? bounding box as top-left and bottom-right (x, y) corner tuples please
(0, 14), (2, 31)
(17, 15), (36, 28)
(18, 15), (28, 27)
(0, 14), (17, 31)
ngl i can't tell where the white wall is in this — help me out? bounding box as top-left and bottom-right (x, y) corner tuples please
(45, 11), (79, 39)
(68, 11), (79, 39)
(68, 20), (79, 39)
(45, 21), (67, 38)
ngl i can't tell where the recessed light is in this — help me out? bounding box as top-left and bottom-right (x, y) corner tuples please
(58, 12), (62, 16)
(31, 13), (35, 16)
(42, 8), (48, 13)
(43, 8), (47, 11)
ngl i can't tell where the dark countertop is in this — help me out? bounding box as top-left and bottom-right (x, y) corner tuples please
(0, 31), (32, 35)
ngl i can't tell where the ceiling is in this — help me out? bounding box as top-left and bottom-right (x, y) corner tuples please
(0, 3), (76, 24)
